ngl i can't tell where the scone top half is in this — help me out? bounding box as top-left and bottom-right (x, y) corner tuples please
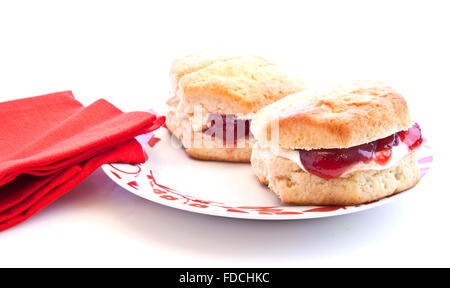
(169, 50), (305, 116)
(251, 80), (423, 179)
(166, 49), (305, 162)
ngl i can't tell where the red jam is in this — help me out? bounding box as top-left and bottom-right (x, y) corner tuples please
(202, 114), (251, 145)
(398, 122), (423, 150)
(298, 123), (422, 179)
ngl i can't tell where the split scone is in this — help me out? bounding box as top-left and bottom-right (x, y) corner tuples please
(250, 80), (423, 205)
(166, 50), (306, 162)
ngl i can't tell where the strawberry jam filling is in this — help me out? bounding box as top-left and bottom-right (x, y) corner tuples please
(298, 122), (422, 179)
(202, 114), (252, 145)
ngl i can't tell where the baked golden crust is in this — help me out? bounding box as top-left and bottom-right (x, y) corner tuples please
(170, 50), (305, 115)
(251, 144), (421, 205)
(184, 147), (251, 163)
(169, 49), (263, 90)
(251, 80), (412, 149)
(179, 56), (305, 114)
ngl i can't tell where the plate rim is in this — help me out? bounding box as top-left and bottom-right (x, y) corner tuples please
(101, 131), (432, 220)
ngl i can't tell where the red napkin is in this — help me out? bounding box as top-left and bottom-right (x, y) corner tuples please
(0, 91), (165, 231)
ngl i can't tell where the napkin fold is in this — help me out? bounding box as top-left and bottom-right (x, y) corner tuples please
(0, 91), (165, 231)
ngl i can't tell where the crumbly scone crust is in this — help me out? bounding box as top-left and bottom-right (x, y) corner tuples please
(169, 50), (305, 115)
(169, 49), (266, 90)
(251, 80), (412, 149)
(179, 56), (305, 114)
(184, 147), (252, 163)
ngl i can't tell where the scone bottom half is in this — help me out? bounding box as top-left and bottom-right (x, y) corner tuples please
(165, 111), (255, 163)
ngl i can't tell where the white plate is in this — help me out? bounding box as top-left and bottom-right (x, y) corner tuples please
(102, 129), (433, 220)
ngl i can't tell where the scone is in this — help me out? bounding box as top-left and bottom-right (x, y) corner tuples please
(166, 49), (306, 162)
(250, 80), (423, 205)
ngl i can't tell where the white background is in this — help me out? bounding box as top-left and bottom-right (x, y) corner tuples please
(0, 0), (449, 267)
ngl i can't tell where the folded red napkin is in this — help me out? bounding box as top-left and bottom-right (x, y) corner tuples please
(0, 91), (165, 231)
